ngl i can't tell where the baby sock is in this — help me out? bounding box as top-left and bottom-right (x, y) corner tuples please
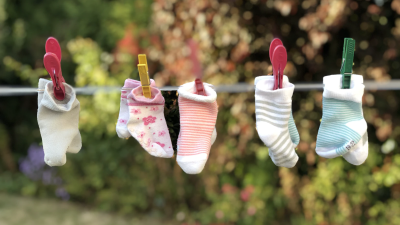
(255, 76), (300, 146)
(37, 78), (81, 166)
(343, 132), (368, 165)
(316, 75), (368, 165)
(177, 128), (217, 150)
(126, 86), (174, 158)
(334, 76), (368, 166)
(176, 82), (218, 174)
(116, 79), (155, 139)
(255, 75), (299, 168)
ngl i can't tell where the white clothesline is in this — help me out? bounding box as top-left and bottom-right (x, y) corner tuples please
(0, 80), (399, 96)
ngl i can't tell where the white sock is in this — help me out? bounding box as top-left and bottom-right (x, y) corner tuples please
(116, 79), (155, 139)
(37, 79), (81, 166)
(255, 76), (299, 168)
(126, 86), (174, 158)
(255, 75), (300, 146)
(316, 75), (368, 165)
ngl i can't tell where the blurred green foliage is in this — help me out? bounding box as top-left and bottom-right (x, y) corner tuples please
(1, 0), (400, 224)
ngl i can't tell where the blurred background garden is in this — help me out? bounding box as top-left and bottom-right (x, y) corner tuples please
(1, 0), (400, 224)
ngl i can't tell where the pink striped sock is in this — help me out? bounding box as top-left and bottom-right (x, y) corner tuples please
(177, 82), (218, 174)
(127, 86), (174, 158)
(116, 78), (155, 138)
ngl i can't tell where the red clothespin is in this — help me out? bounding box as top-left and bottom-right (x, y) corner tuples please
(195, 78), (205, 95)
(269, 38), (287, 90)
(45, 37), (65, 83)
(188, 39), (206, 96)
(43, 37), (66, 100)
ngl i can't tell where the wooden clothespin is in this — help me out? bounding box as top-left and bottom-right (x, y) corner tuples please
(43, 37), (66, 100)
(269, 38), (287, 90)
(138, 54), (152, 98)
(340, 38), (356, 89)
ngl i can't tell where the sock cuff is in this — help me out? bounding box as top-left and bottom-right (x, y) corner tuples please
(40, 80), (79, 112)
(254, 75), (290, 86)
(127, 86), (165, 105)
(323, 74), (363, 87)
(323, 75), (364, 103)
(123, 78), (155, 89)
(255, 75), (294, 103)
(39, 78), (51, 89)
(178, 81), (217, 103)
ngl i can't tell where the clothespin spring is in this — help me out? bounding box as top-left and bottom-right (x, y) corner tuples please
(53, 69), (60, 90)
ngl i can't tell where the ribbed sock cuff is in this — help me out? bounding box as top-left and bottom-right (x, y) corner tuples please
(128, 86), (165, 105)
(39, 79), (79, 112)
(178, 81), (217, 103)
(255, 75), (294, 104)
(323, 74), (364, 103)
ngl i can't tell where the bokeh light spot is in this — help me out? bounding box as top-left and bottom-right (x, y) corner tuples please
(243, 11), (253, 20)
(360, 41), (369, 50)
(379, 16), (388, 25)
(296, 38), (305, 47)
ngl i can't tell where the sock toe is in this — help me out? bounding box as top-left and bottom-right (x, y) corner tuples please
(45, 154), (67, 166)
(343, 142), (369, 165)
(271, 150), (299, 168)
(116, 126), (131, 139)
(67, 134), (82, 153)
(177, 160), (207, 174)
(177, 154), (208, 174)
(66, 144), (81, 154)
(151, 143), (173, 158)
(279, 154), (299, 168)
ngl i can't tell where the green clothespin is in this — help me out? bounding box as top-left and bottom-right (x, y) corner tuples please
(340, 38), (355, 89)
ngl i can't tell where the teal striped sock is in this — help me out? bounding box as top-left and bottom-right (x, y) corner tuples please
(317, 98), (364, 155)
(316, 75), (367, 161)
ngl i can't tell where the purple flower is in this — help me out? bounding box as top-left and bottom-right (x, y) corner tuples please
(55, 187), (70, 201)
(19, 144), (70, 201)
(19, 144), (45, 181)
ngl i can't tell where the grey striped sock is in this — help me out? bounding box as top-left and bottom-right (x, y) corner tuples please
(255, 84), (299, 168)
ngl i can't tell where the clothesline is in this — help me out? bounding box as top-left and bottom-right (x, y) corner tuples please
(0, 80), (399, 96)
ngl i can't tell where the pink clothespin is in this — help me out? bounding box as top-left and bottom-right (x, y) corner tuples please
(188, 39), (206, 96)
(195, 78), (205, 95)
(45, 37), (65, 83)
(269, 38), (287, 90)
(43, 37), (66, 100)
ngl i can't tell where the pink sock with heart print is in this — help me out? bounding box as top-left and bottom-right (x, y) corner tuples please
(116, 78), (155, 138)
(177, 81), (218, 174)
(126, 86), (174, 158)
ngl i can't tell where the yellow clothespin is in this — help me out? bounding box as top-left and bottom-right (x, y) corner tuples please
(138, 54), (151, 98)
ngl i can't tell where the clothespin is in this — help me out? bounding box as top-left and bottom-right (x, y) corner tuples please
(188, 39), (206, 96)
(45, 37), (65, 83)
(195, 78), (205, 95)
(340, 38), (355, 89)
(269, 38), (283, 62)
(43, 37), (66, 100)
(269, 38), (287, 90)
(138, 54), (152, 98)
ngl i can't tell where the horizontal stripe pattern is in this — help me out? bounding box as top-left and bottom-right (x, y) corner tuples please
(316, 97), (363, 155)
(255, 99), (291, 129)
(177, 96), (218, 156)
(255, 95), (298, 167)
(288, 113), (300, 146)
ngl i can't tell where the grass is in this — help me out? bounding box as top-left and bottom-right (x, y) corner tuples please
(0, 193), (175, 225)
